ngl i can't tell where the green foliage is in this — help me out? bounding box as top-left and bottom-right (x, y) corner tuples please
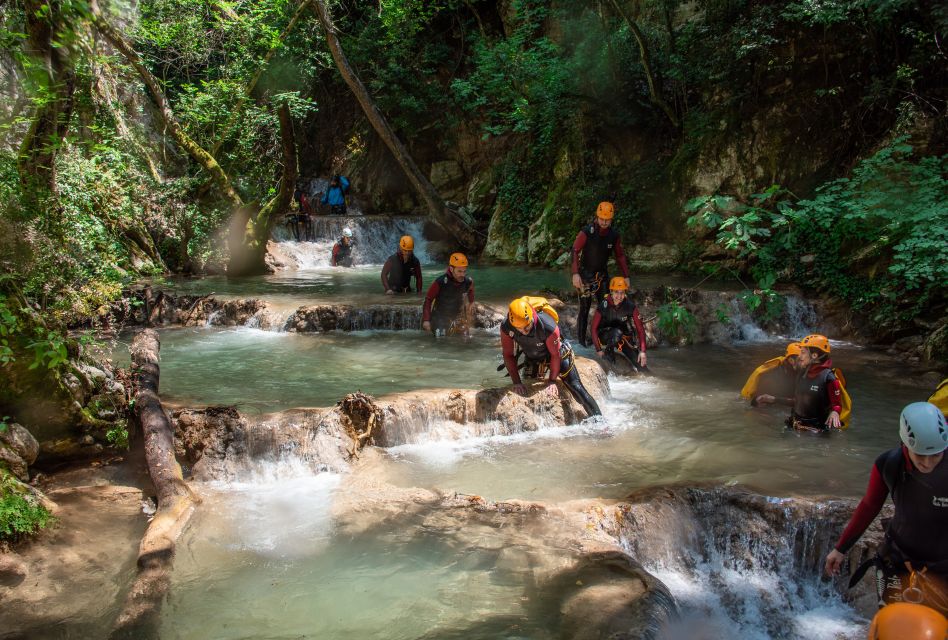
(0, 471), (54, 543)
(656, 300), (696, 342)
(687, 141), (947, 328)
(0, 416), (9, 433)
(106, 420), (129, 450)
(0, 294), (70, 371)
(714, 303), (731, 325)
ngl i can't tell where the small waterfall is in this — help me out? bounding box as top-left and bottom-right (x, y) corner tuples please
(270, 215), (432, 269)
(780, 294), (819, 338)
(602, 488), (867, 640)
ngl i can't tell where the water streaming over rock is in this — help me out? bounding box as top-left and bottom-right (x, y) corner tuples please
(598, 487), (873, 640)
(270, 215), (432, 268)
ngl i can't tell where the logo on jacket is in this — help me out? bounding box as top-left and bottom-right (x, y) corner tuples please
(933, 496), (948, 508)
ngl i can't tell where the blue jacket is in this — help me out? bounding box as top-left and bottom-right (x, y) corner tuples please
(321, 176), (350, 206)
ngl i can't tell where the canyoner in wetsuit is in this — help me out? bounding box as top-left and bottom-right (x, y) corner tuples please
(740, 342), (803, 406)
(331, 227), (354, 267)
(381, 235), (422, 294)
(783, 334), (850, 432)
(825, 402), (948, 617)
(423, 253), (473, 337)
(570, 201), (630, 347)
(500, 297), (601, 418)
(591, 277), (648, 373)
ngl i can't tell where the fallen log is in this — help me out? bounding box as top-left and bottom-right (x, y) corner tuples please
(111, 329), (198, 638)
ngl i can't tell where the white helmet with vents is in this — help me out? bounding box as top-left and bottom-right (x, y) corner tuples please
(899, 402), (948, 455)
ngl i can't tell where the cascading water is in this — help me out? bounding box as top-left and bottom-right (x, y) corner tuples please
(607, 489), (868, 640)
(270, 215), (432, 269)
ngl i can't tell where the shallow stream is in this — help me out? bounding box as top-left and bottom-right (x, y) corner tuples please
(123, 226), (929, 638)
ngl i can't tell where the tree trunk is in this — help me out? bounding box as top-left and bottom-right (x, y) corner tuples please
(609, 0), (680, 130)
(90, 1), (243, 208)
(312, 0), (481, 252)
(112, 329), (197, 638)
(17, 0), (76, 206)
(227, 103), (298, 276)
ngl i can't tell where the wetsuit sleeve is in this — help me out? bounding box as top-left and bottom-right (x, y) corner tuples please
(632, 307), (646, 352)
(571, 232), (587, 275)
(381, 258), (391, 291)
(423, 279), (441, 321)
(591, 310), (603, 350)
(613, 236), (630, 279)
(827, 376), (843, 414)
(414, 261), (423, 293)
(331, 243), (339, 266)
(546, 326), (562, 381)
(501, 330), (521, 385)
(834, 464), (889, 553)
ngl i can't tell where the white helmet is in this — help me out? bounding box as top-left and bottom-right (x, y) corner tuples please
(899, 402), (948, 455)
(342, 227), (353, 238)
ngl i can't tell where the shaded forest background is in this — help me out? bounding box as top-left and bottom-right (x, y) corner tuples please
(0, 0), (945, 434)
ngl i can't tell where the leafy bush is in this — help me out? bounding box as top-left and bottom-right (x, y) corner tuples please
(0, 471), (54, 543)
(687, 141), (947, 330)
(656, 300), (696, 342)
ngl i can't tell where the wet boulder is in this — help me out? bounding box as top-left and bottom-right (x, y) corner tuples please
(0, 422), (40, 481)
(370, 357), (608, 447)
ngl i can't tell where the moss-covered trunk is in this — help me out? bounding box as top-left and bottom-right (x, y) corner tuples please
(227, 103), (298, 276)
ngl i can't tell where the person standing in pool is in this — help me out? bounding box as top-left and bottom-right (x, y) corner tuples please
(381, 235), (423, 294)
(331, 228), (355, 267)
(423, 253), (473, 336)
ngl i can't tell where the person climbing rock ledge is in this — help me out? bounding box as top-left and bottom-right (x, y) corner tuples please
(381, 235), (422, 294)
(590, 277), (648, 373)
(500, 296), (601, 418)
(825, 402), (948, 618)
(423, 253), (473, 337)
(570, 201), (630, 347)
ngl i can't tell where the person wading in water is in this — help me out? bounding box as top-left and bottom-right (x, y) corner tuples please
(381, 235), (422, 294)
(590, 277), (648, 373)
(423, 252), (473, 337)
(331, 227), (354, 267)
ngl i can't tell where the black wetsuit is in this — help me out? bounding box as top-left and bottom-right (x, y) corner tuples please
(500, 311), (601, 417)
(592, 296), (647, 372)
(426, 274), (473, 333)
(382, 253), (422, 293)
(836, 447), (948, 614)
(574, 224), (619, 345)
(333, 240), (353, 267)
(790, 368), (839, 430)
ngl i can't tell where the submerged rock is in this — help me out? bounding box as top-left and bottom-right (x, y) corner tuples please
(0, 423), (40, 481)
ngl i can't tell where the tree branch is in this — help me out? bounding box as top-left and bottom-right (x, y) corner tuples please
(90, 0), (243, 208)
(609, 0), (680, 129)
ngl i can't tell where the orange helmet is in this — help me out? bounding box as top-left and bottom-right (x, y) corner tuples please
(785, 342), (802, 357)
(609, 277), (628, 292)
(868, 602), (948, 640)
(596, 201), (615, 220)
(508, 297), (533, 329)
(399, 235), (414, 251)
(800, 334), (831, 354)
(449, 252), (468, 268)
